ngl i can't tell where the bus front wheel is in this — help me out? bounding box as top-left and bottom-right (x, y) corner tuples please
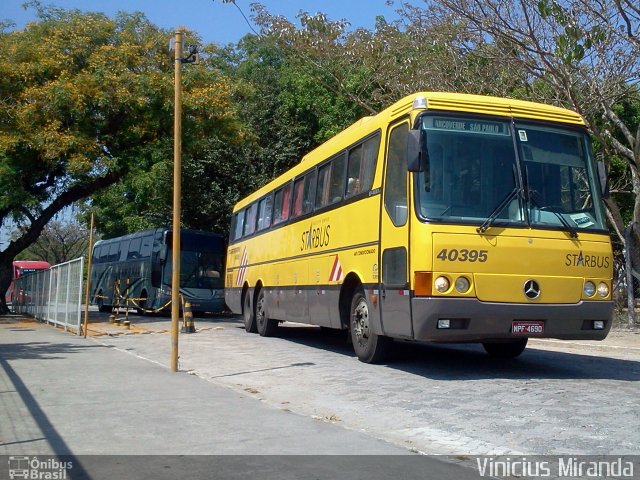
(350, 288), (390, 363)
(136, 291), (148, 316)
(482, 338), (528, 359)
(243, 290), (257, 333)
(256, 288), (278, 337)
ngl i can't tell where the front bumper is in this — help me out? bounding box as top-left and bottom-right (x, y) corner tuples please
(411, 297), (613, 342)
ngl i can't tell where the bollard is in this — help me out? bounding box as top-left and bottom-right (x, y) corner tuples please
(181, 300), (196, 333)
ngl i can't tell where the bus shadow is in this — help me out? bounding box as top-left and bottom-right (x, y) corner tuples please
(388, 341), (640, 382)
(273, 325), (640, 382)
(271, 324), (356, 356)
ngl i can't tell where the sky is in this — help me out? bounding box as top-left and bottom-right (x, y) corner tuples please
(1, 0), (401, 45)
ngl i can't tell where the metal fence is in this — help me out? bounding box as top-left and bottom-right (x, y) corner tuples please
(12, 257), (84, 334)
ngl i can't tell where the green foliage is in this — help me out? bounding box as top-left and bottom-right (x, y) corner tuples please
(0, 6), (245, 311)
(0, 8), (172, 232)
(4, 1), (637, 256)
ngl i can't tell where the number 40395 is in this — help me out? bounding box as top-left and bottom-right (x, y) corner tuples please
(436, 248), (488, 262)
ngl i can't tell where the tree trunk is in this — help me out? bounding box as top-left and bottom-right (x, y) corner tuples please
(0, 255), (13, 315)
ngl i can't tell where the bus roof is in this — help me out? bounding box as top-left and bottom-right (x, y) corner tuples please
(233, 91), (585, 211)
(93, 228), (225, 248)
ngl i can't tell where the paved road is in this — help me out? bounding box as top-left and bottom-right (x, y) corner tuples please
(0, 315), (482, 480)
(84, 310), (640, 457)
(2, 311), (639, 478)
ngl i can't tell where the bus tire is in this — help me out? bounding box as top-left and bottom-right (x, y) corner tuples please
(256, 288), (277, 337)
(136, 290), (148, 316)
(97, 292), (110, 313)
(243, 290), (257, 333)
(482, 338), (528, 359)
(350, 288), (390, 363)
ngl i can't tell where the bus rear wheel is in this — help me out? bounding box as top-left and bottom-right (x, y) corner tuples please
(256, 288), (277, 337)
(350, 288), (390, 363)
(482, 338), (528, 359)
(243, 290), (257, 333)
(97, 292), (110, 313)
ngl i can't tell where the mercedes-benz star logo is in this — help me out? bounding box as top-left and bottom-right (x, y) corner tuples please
(524, 279), (541, 300)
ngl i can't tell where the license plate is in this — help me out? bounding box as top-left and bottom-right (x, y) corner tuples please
(512, 320), (544, 335)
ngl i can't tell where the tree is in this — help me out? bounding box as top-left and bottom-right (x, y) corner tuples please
(0, 5), (241, 313)
(250, 4), (529, 115)
(88, 40), (256, 238)
(427, 0), (639, 239)
(15, 219), (94, 265)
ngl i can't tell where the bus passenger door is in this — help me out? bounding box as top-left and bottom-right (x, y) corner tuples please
(379, 121), (412, 338)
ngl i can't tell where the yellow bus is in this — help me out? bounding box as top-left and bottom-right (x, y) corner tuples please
(225, 92), (613, 363)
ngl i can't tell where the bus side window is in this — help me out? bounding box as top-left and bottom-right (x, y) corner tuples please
(99, 246), (109, 263)
(302, 170), (317, 214)
(346, 144), (363, 197)
(292, 171), (317, 218)
(257, 195), (273, 231)
(281, 184), (291, 219)
(243, 203), (258, 236)
(128, 238), (142, 260)
(273, 183), (292, 225)
(329, 153), (347, 204)
(233, 211), (244, 240)
(119, 240), (130, 262)
(292, 178), (305, 218)
(346, 135), (380, 198)
(273, 189), (284, 224)
(108, 242), (120, 262)
(316, 163), (331, 209)
(361, 134), (379, 192)
(140, 235), (153, 258)
(92, 246), (101, 263)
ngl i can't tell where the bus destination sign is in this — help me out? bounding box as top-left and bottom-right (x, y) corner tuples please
(430, 118), (508, 135)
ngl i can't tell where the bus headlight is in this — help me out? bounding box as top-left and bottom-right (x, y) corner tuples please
(434, 276), (450, 293)
(597, 282), (609, 298)
(583, 281), (596, 297)
(454, 276), (470, 293)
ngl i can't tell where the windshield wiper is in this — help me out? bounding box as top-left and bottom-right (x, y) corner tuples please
(528, 194), (579, 239)
(521, 165), (578, 238)
(477, 186), (520, 234)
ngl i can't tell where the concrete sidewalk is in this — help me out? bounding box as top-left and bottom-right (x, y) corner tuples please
(1, 316), (406, 455)
(0, 315), (483, 479)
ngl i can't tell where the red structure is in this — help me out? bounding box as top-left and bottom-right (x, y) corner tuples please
(6, 260), (51, 304)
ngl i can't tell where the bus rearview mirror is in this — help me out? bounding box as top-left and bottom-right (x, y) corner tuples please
(597, 160), (609, 198)
(406, 129), (423, 172)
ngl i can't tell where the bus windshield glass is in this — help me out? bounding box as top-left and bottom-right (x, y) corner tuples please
(416, 115), (607, 232)
(515, 122), (606, 231)
(163, 234), (224, 289)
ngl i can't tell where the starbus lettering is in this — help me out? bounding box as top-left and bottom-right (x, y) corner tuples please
(301, 223), (330, 251)
(565, 252), (610, 268)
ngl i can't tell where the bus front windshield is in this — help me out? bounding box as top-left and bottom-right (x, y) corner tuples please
(163, 237), (224, 290)
(416, 115), (607, 232)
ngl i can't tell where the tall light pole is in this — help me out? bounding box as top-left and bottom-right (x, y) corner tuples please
(170, 28), (184, 373)
(170, 28), (199, 372)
